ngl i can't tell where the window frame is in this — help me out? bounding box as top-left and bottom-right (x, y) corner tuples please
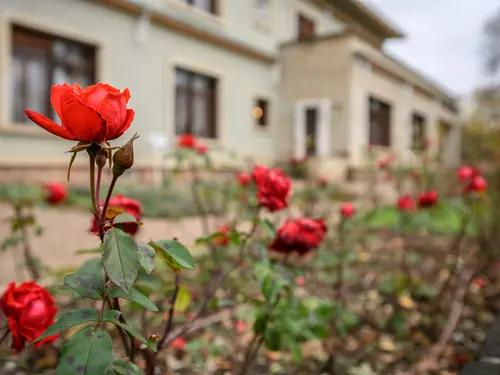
(0, 14), (104, 134)
(254, 97), (270, 130)
(253, 0), (273, 29)
(368, 96), (391, 147)
(176, 0), (220, 16)
(297, 13), (316, 40)
(411, 111), (427, 150)
(10, 24), (97, 125)
(174, 66), (218, 139)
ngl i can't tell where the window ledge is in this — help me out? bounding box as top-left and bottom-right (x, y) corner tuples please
(0, 124), (60, 139)
(167, 0), (224, 25)
(253, 20), (273, 34)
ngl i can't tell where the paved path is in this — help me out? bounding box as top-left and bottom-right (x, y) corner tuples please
(0, 204), (223, 287)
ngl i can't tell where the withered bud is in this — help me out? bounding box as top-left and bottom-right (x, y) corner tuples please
(112, 133), (139, 177)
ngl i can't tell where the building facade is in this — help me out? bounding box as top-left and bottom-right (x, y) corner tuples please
(0, 0), (459, 183)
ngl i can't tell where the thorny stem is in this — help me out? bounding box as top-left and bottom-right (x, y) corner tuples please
(89, 153), (98, 213)
(95, 163), (104, 209)
(163, 215), (261, 348)
(100, 175), (119, 228)
(15, 206), (40, 282)
(158, 273), (181, 350)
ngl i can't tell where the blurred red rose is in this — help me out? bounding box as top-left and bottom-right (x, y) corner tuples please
(252, 166), (292, 212)
(235, 321), (247, 333)
(213, 225), (231, 246)
(237, 172), (251, 186)
(473, 278), (487, 288)
(25, 83), (134, 142)
(43, 182), (67, 205)
(418, 190), (439, 208)
(0, 281), (58, 352)
(90, 194), (143, 236)
(177, 133), (196, 148)
(397, 195), (415, 211)
(296, 276), (306, 286)
(457, 165), (474, 182)
(340, 203), (355, 218)
(270, 217), (327, 256)
(465, 175), (488, 193)
(377, 154), (394, 169)
(318, 177), (328, 187)
(195, 144), (207, 154)
(171, 337), (186, 350)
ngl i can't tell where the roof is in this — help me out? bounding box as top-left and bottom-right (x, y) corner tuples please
(328, 0), (405, 40)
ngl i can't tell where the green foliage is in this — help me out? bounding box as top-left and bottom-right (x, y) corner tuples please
(149, 239), (195, 272)
(34, 309), (99, 343)
(103, 228), (140, 293)
(57, 327), (113, 375)
(108, 287), (159, 311)
(105, 360), (144, 375)
(136, 243), (156, 274)
(63, 258), (105, 300)
(101, 310), (157, 351)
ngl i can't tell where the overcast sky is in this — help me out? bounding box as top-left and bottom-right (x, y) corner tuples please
(362, 0), (499, 96)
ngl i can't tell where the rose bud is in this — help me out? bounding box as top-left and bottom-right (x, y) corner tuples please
(270, 217), (327, 256)
(212, 225), (231, 246)
(24, 83), (134, 143)
(0, 282), (58, 352)
(44, 182), (67, 205)
(252, 165), (292, 212)
(397, 195), (415, 211)
(340, 203), (355, 218)
(112, 133), (139, 177)
(418, 190), (439, 208)
(237, 173), (251, 186)
(177, 133), (196, 149)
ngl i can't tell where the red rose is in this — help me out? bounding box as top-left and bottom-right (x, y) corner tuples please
(171, 337), (186, 350)
(397, 195), (415, 211)
(377, 154), (394, 169)
(177, 133), (196, 149)
(318, 177), (328, 187)
(195, 144), (207, 154)
(0, 282), (58, 352)
(213, 225), (231, 246)
(340, 203), (355, 218)
(418, 190), (439, 208)
(235, 321), (247, 333)
(252, 166), (292, 212)
(90, 194), (143, 236)
(43, 182), (67, 205)
(473, 278), (487, 288)
(457, 165), (474, 182)
(296, 276), (306, 286)
(25, 83), (134, 142)
(465, 175), (488, 193)
(237, 173), (251, 186)
(270, 217), (327, 256)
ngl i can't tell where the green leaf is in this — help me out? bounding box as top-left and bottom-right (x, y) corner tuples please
(137, 243), (156, 274)
(108, 286), (159, 312)
(63, 258), (104, 300)
(101, 311), (157, 352)
(113, 213), (138, 225)
(173, 286), (191, 313)
(1, 235), (22, 251)
(148, 239), (195, 272)
(259, 219), (276, 237)
(34, 309), (99, 343)
(76, 248), (101, 255)
(105, 359), (144, 375)
(103, 228), (139, 293)
(253, 313), (267, 335)
(289, 340), (302, 364)
(56, 327), (113, 375)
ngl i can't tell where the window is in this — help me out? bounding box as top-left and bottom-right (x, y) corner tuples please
(10, 25), (96, 124)
(180, 0), (218, 14)
(305, 107), (318, 156)
(297, 14), (315, 39)
(254, 0), (271, 25)
(368, 96), (391, 147)
(438, 121), (451, 161)
(253, 98), (269, 128)
(411, 112), (427, 149)
(175, 67), (217, 138)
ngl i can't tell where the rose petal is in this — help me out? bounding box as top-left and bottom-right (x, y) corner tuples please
(24, 110), (77, 140)
(61, 98), (106, 141)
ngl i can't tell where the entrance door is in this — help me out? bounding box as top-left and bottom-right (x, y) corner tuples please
(293, 99), (331, 159)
